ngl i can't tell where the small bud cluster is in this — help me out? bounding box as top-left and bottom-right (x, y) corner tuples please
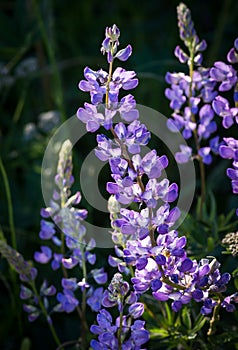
(222, 231), (238, 256)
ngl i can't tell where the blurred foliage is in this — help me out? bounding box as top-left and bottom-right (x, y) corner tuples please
(0, 0), (238, 349)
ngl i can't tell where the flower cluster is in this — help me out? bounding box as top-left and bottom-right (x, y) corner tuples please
(219, 137), (238, 215)
(165, 3), (222, 166)
(0, 240), (37, 283)
(207, 37), (238, 215)
(77, 25), (138, 132)
(77, 22), (238, 348)
(90, 273), (149, 349)
(0, 241), (56, 323)
(2, 11), (238, 350)
(165, 3), (238, 217)
(35, 140), (108, 315)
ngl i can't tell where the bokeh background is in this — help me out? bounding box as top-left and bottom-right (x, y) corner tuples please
(0, 0), (238, 349)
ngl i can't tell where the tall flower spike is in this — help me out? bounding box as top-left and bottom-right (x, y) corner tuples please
(0, 241), (37, 282)
(55, 140), (74, 202)
(177, 2), (197, 45)
(76, 23), (238, 348)
(176, 2), (207, 65)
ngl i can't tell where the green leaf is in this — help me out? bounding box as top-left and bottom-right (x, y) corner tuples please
(208, 191), (217, 221)
(234, 276), (238, 291)
(207, 237), (215, 251)
(182, 307), (192, 330)
(149, 328), (169, 338)
(192, 314), (208, 334)
(164, 300), (173, 326)
(20, 338), (31, 350)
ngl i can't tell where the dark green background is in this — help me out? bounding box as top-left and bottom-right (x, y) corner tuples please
(0, 0), (238, 349)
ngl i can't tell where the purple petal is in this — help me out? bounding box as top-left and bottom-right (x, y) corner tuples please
(152, 291), (169, 301)
(128, 302), (144, 319)
(115, 45), (132, 61)
(178, 258), (193, 272)
(34, 246), (52, 264)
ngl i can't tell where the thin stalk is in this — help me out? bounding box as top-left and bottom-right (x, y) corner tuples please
(188, 42), (206, 219)
(31, 281), (62, 347)
(13, 84), (28, 123)
(0, 157), (17, 250)
(5, 32), (33, 73)
(56, 340), (81, 350)
(33, 0), (66, 122)
(79, 244), (89, 350)
(117, 297), (124, 350)
(105, 60), (114, 107)
(207, 299), (221, 336)
(0, 159), (23, 337)
(157, 264), (186, 291)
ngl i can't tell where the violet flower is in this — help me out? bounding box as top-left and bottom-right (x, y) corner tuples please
(76, 23), (237, 347)
(220, 138), (238, 215)
(90, 273), (149, 349)
(165, 3), (222, 168)
(227, 38), (238, 64)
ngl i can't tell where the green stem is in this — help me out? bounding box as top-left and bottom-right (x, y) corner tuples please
(198, 157), (206, 219)
(105, 60), (114, 108)
(13, 84), (28, 123)
(117, 298), (124, 350)
(0, 157), (17, 250)
(31, 281), (62, 347)
(207, 299), (221, 336)
(158, 264), (186, 291)
(79, 244), (89, 350)
(33, 0), (66, 122)
(149, 208), (156, 247)
(188, 42), (206, 220)
(5, 32), (33, 73)
(0, 158), (23, 336)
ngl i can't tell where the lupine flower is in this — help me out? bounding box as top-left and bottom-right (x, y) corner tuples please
(219, 138), (238, 214)
(77, 95), (139, 132)
(90, 313), (149, 350)
(75, 23), (237, 349)
(23, 304), (40, 322)
(87, 287), (104, 312)
(101, 24), (132, 64)
(79, 67), (107, 104)
(102, 273), (129, 309)
(165, 3), (222, 166)
(20, 285), (33, 300)
(175, 144), (192, 163)
(176, 2), (207, 64)
(212, 96), (238, 128)
(55, 289), (79, 313)
(95, 121), (150, 161)
(91, 274), (149, 349)
(210, 61), (237, 91)
(34, 246), (52, 264)
(227, 38), (238, 64)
